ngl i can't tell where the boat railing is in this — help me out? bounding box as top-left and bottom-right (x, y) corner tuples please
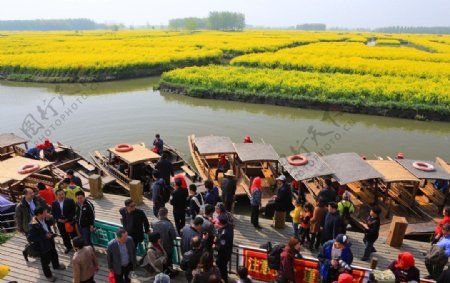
(107, 165), (131, 185)
(0, 203), (17, 232)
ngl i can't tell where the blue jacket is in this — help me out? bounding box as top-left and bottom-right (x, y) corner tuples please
(437, 235), (450, 257)
(152, 178), (166, 204)
(321, 212), (342, 243)
(204, 186), (219, 205)
(318, 240), (353, 281)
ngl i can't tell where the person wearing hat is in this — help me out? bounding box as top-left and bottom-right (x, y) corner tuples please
(220, 169), (237, 212)
(388, 252), (420, 283)
(337, 191), (355, 234)
(272, 175), (293, 229)
(361, 206), (381, 261)
(336, 273), (353, 283)
(318, 234), (353, 283)
(243, 136), (253, 143)
(425, 223), (450, 279)
(170, 177), (189, 234)
(215, 213), (234, 283)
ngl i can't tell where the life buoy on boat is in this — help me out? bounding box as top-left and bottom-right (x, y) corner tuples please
(115, 144), (133, 153)
(287, 155), (308, 166)
(18, 164), (40, 174)
(412, 161), (434, 172)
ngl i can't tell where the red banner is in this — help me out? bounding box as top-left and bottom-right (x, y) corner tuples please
(238, 245), (371, 283)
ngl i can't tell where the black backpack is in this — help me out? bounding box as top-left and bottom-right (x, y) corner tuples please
(263, 242), (284, 271)
(160, 183), (172, 203)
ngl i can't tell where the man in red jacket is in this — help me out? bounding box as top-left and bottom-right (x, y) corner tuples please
(434, 206), (450, 244)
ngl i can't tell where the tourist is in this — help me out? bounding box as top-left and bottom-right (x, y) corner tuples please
(66, 169), (82, 188)
(273, 175), (292, 229)
(56, 178), (82, 202)
(119, 198), (150, 248)
(243, 136), (253, 143)
(321, 202), (342, 244)
(155, 152), (174, 189)
(24, 146), (41, 160)
(215, 154), (230, 181)
(433, 206), (450, 244)
(189, 184), (204, 218)
(425, 223), (450, 280)
(318, 179), (337, 205)
(170, 177), (189, 234)
(290, 199), (302, 238)
(213, 203), (234, 229)
(52, 188), (76, 254)
(237, 266), (252, 283)
(299, 202), (313, 245)
(37, 138), (56, 160)
(250, 177), (262, 229)
(181, 217), (204, 254)
(204, 180), (220, 206)
(72, 236), (99, 283)
(142, 232), (167, 274)
(220, 169), (236, 212)
(336, 273), (353, 283)
(434, 179), (449, 194)
(318, 234), (353, 283)
(388, 252), (420, 283)
(361, 206), (381, 261)
(192, 251), (221, 283)
(153, 134), (164, 155)
(27, 206), (66, 282)
(151, 207), (177, 269)
(309, 197), (328, 250)
(151, 170), (166, 217)
(107, 228), (137, 283)
(37, 182), (56, 206)
(279, 237), (302, 283)
(75, 190), (95, 246)
(437, 266), (450, 283)
(197, 204), (217, 250)
(180, 236), (204, 282)
(337, 191), (355, 234)
(215, 214), (234, 283)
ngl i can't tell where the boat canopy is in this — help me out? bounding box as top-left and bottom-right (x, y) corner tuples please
(194, 136), (236, 155)
(366, 160), (420, 183)
(109, 144), (160, 165)
(234, 143), (279, 163)
(0, 156), (52, 184)
(396, 159), (450, 180)
(0, 133), (28, 149)
(322, 152), (383, 185)
(436, 157), (450, 175)
(280, 152), (334, 181)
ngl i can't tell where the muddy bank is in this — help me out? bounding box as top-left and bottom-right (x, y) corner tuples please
(159, 82), (450, 122)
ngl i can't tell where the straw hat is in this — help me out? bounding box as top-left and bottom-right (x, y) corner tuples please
(224, 169), (235, 177)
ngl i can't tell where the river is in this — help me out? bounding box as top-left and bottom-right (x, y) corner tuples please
(1, 77), (449, 163)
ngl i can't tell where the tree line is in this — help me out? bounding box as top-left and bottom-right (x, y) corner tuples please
(169, 11), (245, 31)
(374, 26), (450, 35)
(0, 19), (115, 31)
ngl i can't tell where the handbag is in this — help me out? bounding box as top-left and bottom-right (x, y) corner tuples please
(25, 242), (41, 258)
(108, 270), (116, 283)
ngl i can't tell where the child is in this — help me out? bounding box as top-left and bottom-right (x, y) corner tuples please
(237, 266), (252, 283)
(299, 202), (313, 244)
(290, 199), (302, 237)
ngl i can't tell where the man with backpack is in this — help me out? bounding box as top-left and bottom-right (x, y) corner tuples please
(425, 223), (450, 280)
(337, 192), (355, 234)
(279, 237), (302, 283)
(189, 184), (204, 218)
(152, 170), (169, 217)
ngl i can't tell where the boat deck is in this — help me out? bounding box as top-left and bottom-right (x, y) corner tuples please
(0, 192), (439, 282)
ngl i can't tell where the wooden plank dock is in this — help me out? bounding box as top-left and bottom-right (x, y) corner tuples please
(0, 192), (437, 282)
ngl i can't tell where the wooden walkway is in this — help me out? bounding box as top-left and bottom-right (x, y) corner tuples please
(0, 193), (436, 282)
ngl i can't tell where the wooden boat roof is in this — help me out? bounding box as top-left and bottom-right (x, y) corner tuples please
(234, 143), (279, 162)
(366, 160), (420, 183)
(108, 144), (160, 165)
(0, 133), (27, 148)
(0, 156), (52, 184)
(436, 157), (450, 174)
(396, 158), (450, 180)
(322, 152), (383, 185)
(279, 152), (334, 181)
(194, 136), (236, 155)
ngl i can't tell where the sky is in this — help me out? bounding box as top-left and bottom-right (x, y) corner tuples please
(1, 0), (448, 28)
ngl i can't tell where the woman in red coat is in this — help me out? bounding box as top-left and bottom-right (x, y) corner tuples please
(279, 237), (302, 283)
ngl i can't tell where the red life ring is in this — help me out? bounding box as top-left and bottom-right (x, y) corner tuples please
(288, 155), (308, 166)
(412, 161), (434, 172)
(115, 144), (133, 153)
(18, 164), (40, 174)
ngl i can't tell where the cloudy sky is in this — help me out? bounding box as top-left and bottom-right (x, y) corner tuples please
(1, 0), (448, 28)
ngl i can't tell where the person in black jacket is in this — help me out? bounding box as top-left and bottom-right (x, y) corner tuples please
(51, 188), (76, 254)
(272, 175), (292, 228)
(220, 170), (236, 212)
(155, 153), (174, 188)
(438, 266), (450, 283)
(188, 184), (203, 218)
(318, 179), (337, 205)
(215, 213), (234, 283)
(170, 178), (188, 234)
(75, 191), (95, 246)
(321, 202), (342, 244)
(28, 206), (65, 282)
(361, 206), (381, 261)
(119, 198), (150, 248)
(180, 235), (203, 283)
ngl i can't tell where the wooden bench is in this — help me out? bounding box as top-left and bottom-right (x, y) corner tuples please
(181, 165), (196, 179)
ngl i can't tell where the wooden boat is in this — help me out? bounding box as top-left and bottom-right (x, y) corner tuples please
(91, 142), (200, 192)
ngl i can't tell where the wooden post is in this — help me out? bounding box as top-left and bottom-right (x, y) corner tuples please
(130, 180), (143, 205)
(411, 182), (419, 206)
(88, 174), (103, 199)
(129, 164), (133, 179)
(49, 166), (57, 187)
